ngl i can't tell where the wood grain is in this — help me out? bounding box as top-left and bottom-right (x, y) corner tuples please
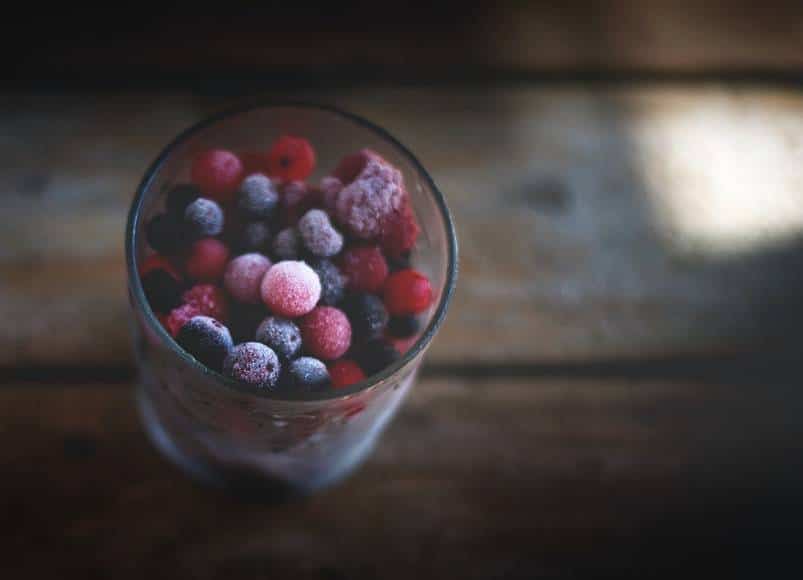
(3, 87), (803, 367)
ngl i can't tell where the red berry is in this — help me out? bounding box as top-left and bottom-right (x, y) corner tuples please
(239, 151), (268, 174)
(267, 136), (316, 181)
(328, 359), (366, 389)
(339, 245), (389, 293)
(139, 254), (180, 280)
(184, 238), (230, 281)
(165, 303), (201, 337)
(260, 261), (321, 317)
(191, 149), (244, 203)
(380, 196), (420, 259)
(299, 306), (352, 360)
(331, 150), (370, 184)
(383, 269), (433, 315)
(182, 284), (229, 322)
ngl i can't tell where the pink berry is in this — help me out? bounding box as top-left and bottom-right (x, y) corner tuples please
(182, 284), (229, 322)
(339, 245), (388, 293)
(191, 149), (244, 203)
(328, 359), (365, 389)
(383, 269), (433, 315)
(298, 209), (344, 257)
(224, 253), (272, 304)
(260, 260), (321, 318)
(184, 238), (230, 281)
(299, 307), (352, 360)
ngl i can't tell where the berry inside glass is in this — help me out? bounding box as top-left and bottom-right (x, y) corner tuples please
(126, 103), (457, 495)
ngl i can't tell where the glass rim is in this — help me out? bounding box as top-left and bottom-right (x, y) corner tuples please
(126, 100), (459, 402)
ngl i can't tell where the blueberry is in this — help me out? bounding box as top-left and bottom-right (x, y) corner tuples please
(342, 293), (388, 341)
(239, 221), (272, 252)
(387, 315), (420, 338)
(223, 342), (281, 390)
(255, 316), (302, 361)
(145, 213), (185, 254)
(142, 269), (183, 313)
(165, 183), (200, 215)
(309, 258), (345, 306)
(237, 174), (279, 220)
(288, 356), (330, 391)
(184, 197), (224, 239)
(354, 339), (400, 376)
(176, 315), (233, 372)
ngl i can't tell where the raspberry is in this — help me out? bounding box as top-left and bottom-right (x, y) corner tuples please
(255, 316), (302, 361)
(182, 284), (229, 322)
(184, 238), (230, 281)
(379, 196), (420, 259)
(165, 302), (202, 337)
(165, 183), (200, 215)
(281, 181), (322, 226)
(224, 253), (272, 304)
(308, 258), (345, 306)
(260, 260), (321, 318)
(339, 245), (388, 293)
(298, 209), (344, 258)
(341, 293), (388, 342)
(145, 213), (186, 254)
(328, 359), (365, 389)
(191, 149), (244, 203)
(236, 173), (279, 220)
(354, 339), (400, 376)
(383, 269), (433, 315)
(176, 315), (233, 372)
(267, 135), (316, 182)
(142, 269), (183, 313)
(335, 150), (406, 240)
(287, 357), (330, 391)
(387, 315), (420, 338)
(299, 306), (352, 360)
(184, 198), (224, 239)
(140, 254), (180, 279)
(223, 342), (280, 390)
(272, 227), (301, 261)
(238, 221), (272, 253)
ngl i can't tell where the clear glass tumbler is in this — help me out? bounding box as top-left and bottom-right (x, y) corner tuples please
(125, 103), (458, 497)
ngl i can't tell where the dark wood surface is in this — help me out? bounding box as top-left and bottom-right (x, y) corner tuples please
(3, 86), (803, 577)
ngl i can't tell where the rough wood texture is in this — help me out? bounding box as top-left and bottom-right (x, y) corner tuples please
(3, 87), (803, 367)
(4, 373), (802, 578)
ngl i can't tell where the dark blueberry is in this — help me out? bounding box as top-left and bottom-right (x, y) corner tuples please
(342, 293), (388, 341)
(255, 316), (302, 361)
(288, 357), (330, 391)
(176, 315), (233, 372)
(239, 221), (272, 252)
(184, 197), (224, 239)
(142, 269), (183, 313)
(166, 183), (200, 215)
(145, 213), (185, 254)
(309, 258), (346, 306)
(223, 342), (280, 390)
(237, 174), (279, 220)
(387, 315), (420, 338)
(387, 251), (412, 272)
(354, 339), (401, 376)
(228, 302), (269, 344)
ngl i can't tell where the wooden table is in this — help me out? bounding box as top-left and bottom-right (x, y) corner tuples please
(3, 86), (803, 578)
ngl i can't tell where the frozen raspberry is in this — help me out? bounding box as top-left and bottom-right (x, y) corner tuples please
(184, 198), (224, 239)
(272, 227), (301, 261)
(281, 180), (322, 226)
(298, 209), (344, 258)
(255, 316), (302, 361)
(239, 151), (268, 175)
(224, 253), (272, 304)
(238, 221), (272, 253)
(177, 315), (233, 371)
(319, 176), (343, 213)
(339, 245), (388, 293)
(267, 135), (316, 182)
(342, 293), (388, 341)
(142, 268), (183, 313)
(191, 149), (244, 203)
(223, 342), (281, 390)
(354, 339), (400, 376)
(335, 150), (405, 239)
(166, 183), (200, 215)
(384, 269), (433, 315)
(379, 196), (420, 259)
(145, 213), (186, 254)
(299, 306), (351, 360)
(287, 357), (330, 391)
(328, 359), (366, 389)
(387, 315), (420, 338)
(185, 238), (230, 281)
(308, 258), (345, 306)
(260, 260), (321, 318)
(182, 284), (229, 323)
(165, 303), (202, 337)
(236, 173), (279, 220)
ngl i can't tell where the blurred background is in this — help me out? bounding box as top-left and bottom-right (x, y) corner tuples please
(4, 1), (803, 578)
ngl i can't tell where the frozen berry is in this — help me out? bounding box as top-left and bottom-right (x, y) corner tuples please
(223, 342), (280, 390)
(224, 253), (272, 304)
(272, 227), (301, 261)
(184, 197), (224, 239)
(145, 213), (185, 254)
(335, 150), (405, 239)
(380, 196), (420, 259)
(332, 150), (370, 184)
(191, 149), (244, 203)
(142, 269), (183, 313)
(287, 356), (330, 391)
(228, 302), (269, 344)
(319, 176), (343, 212)
(255, 316), (302, 360)
(185, 238), (230, 281)
(166, 183), (200, 215)
(176, 315), (233, 371)
(339, 245), (388, 293)
(299, 306), (352, 360)
(309, 259), (345, 306)
(165, 303), (201, 337)
(281, 181), (322, 226)
(328, 359), (365, 389)
(342, 293), (388, 342)
(260, 260), (321, 318)
(384, 269), (433, 315)
(388, 315), (420, 338)
(238, 221), (272, 252)
(236, 173), (279, 220)
(182, 284), (229, 322)
(298, 209), (344, 257)
(354, 339), (401, 376)
(267, 135), (316, 182)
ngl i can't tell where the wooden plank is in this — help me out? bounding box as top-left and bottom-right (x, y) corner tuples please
(3, 375), (802, 577)
(3, 87), (803, 367)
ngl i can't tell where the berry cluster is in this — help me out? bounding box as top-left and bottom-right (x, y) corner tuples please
(140, 136), (432, 393)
